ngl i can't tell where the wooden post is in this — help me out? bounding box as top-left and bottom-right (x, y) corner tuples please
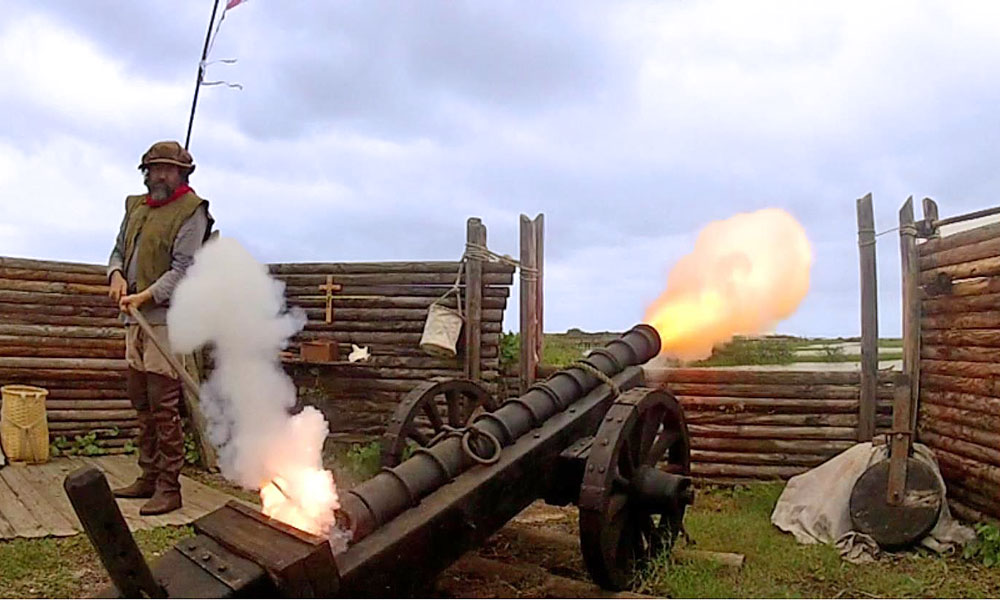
(887, 372), (912, 506)
(899, 197), (921, 433)
(857, 193), (878, 441)
(64, 467), (164, 598)
(520, 215), (539, 394)
(465, 218), (485, 380)
(534, 214), (545, 363)
(922, 197), (940, 239)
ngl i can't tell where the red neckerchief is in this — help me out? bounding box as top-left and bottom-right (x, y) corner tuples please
(146, 184), (193, 208)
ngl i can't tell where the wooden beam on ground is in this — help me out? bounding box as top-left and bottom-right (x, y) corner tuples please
(672, 549), (745, 570)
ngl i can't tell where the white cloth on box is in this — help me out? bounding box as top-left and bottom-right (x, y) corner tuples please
(770, 442), (975, 563)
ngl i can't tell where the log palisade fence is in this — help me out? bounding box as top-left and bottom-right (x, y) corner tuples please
(913, 199), (1000, 523)
(644, 368), (893, 480)
(0, 247), (515, 449)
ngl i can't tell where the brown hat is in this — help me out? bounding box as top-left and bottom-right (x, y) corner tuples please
(138, 141), (196, 173)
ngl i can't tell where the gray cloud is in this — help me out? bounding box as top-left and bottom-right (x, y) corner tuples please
(3, 1), (1000, 339)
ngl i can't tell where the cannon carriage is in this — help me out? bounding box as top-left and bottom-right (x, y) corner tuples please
(66, 324), (692, 597)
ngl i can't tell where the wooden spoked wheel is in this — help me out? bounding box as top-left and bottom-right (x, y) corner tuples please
(380, 379), (498, 467)
(579, 387), (691, 591)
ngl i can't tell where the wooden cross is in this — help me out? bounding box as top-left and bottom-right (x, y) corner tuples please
(318, 275), (342, 324)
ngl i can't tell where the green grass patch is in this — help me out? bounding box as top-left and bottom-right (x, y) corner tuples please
(693, 337), (797, 367)
(0, 526), (192, 598)
(502, 331), (620, 370)
(637, 483), (1000, 598)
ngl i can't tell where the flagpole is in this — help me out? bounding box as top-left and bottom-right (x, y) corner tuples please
(184, 0), (223, 150)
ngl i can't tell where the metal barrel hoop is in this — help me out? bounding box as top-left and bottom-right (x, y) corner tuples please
(504, 397), (545, 428)
(475, 412), (515, 445)
(461, 426), (502, 466)
(528, 380), (568, 411)
(561, 367), (590, 396)
(412, 447), (456, 481)
(378, 467), (420, 510)
(585, 348), (623, 373)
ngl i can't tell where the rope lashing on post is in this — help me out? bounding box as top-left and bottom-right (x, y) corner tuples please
(464, 242), (539, 281)
(857, 227), (877, 248)
(859, 223), (920, 246)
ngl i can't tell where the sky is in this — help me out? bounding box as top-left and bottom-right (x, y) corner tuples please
(2, 0), (999, 338)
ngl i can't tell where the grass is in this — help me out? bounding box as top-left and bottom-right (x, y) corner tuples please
(637, 483), (1000, 598)
(0, 526), (192, 598)
(503, 331), (906, 369)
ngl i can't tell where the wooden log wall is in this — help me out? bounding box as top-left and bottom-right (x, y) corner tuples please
(917, 217), (1000, 522)
(646, 368), (894, 481)
(0, 256), (134, 452)
(0, 256), (514, 449)
(272, 260), (513, 442)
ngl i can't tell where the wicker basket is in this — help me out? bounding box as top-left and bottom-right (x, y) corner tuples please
(1, 385), (50, 463)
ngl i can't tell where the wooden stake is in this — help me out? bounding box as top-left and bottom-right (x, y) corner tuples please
(857, 193), (878, 441)
(520, 215), (539, 394)
(899, 197), (921, 433)
(465, 218), (485, 380)
(534, 214), (544, 360)
(887, 372), (912, 506)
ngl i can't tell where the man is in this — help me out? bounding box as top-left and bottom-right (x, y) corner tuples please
(107, 141), (214, 515)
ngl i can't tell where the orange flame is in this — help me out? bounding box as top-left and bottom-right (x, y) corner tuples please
(259, 468), (339, 536)
(644, 208), (812, 360)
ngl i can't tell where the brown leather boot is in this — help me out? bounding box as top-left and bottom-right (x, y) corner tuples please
(141, 373), (184, 516)
(114, 368), (158, 499)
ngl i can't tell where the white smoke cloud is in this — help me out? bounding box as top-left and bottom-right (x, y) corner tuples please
(167, 236), (339, 536)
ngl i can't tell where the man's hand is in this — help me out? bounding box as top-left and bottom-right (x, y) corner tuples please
(108, 271), (128, 303)
(119, 289), (153, 313)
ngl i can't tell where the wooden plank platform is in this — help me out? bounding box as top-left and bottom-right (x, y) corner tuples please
(0, 454), (241, 539)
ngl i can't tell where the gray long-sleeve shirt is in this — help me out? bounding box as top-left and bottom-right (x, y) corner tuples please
(108, 204), (209, 325)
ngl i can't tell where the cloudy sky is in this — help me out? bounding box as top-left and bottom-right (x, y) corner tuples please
(2, 0), (999, 337)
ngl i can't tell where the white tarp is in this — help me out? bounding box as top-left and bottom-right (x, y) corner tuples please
(771, 442), (975, 563)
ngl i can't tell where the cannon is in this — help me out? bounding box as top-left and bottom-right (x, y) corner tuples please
(65, 324), (692, 597)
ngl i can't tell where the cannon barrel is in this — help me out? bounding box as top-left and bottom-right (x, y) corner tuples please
(337, 323), (661, 544)
(67, 324), (687, 597)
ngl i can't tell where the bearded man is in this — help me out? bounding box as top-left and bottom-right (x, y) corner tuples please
(107, 141), (214, 515)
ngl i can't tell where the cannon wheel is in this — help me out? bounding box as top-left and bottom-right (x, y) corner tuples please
(579, 387), (690, 591)
(380, 379), (498, 467)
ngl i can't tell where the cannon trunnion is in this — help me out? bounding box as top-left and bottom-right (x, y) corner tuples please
(67, 324), (692, 597)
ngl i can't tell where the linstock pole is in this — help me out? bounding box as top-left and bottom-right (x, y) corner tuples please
(184, 0), (223, 150)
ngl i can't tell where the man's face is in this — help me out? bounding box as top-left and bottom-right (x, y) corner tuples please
(145, 163), (184, 201)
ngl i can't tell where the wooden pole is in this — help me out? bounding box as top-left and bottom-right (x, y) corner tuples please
(184, 0), (223, 150)
(127, 306), (218, 470)
(520, 215), (539, 394)
(899, 197), (921, 434)
(922, 197), (940, 240)
(887, 372), (912, 506)
(857, 193), (878, 441)
(534, 214), (545, 362)
(64, 467), (164, 598)
(465, 218), (485, 380)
